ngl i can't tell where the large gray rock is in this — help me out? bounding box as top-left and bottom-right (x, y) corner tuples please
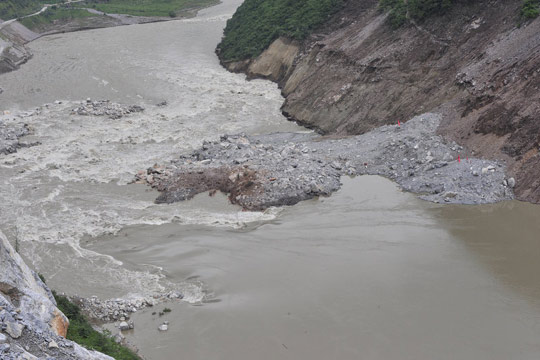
(0, 230), (113, 359)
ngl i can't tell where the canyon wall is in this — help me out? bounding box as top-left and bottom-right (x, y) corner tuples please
(222, 0), (540, 204)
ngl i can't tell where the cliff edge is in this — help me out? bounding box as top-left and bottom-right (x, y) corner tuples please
(0, 230), (112, 359)
(219, 0), (540, 204)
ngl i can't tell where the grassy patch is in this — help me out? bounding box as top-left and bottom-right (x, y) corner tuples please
(19, 7), (98, 30)
(79, 0), (219, 17)
(217, 0), (344, 62)
(53, 291), (141, 360)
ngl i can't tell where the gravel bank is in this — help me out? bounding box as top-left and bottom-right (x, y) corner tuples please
(137, 113), (514, 210)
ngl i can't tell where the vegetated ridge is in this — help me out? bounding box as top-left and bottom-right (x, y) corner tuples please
(217, 0), (344, 61)
(217, 0), (540, 205)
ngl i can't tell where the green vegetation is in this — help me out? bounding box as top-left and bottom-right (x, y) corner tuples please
(1, 0), (218, 23)
(379, 0), (454, 28)
(521, 0), (539, 18)
(53, 291), (141, 360)
(0, 0), (42, 20)
(20, 7), (98, 30)
(380, 0), (539, 27)
(217, 0), (344, 62)
(79, 0), (219, 17)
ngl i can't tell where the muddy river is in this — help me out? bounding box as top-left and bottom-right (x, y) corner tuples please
(1, 1), (540, 359)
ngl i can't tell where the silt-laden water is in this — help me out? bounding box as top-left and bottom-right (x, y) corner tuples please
(1, 1), (540, 359)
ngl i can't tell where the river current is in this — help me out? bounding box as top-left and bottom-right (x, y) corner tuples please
(1, 1), (540, 359)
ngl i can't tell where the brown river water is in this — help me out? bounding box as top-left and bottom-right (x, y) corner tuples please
(1, 1), (540, 359)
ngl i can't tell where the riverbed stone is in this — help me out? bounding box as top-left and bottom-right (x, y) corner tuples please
(5, 321), (23, 339)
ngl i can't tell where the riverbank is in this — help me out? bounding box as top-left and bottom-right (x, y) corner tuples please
(217, 0), (540, 205)
(0, 0), (220, 76)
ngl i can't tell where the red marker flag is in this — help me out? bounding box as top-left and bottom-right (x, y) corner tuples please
(458, 155), (461, 163)
(398, 120), (401, 126)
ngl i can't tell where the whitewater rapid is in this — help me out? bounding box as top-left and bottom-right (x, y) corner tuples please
(0, 0), (300, 299)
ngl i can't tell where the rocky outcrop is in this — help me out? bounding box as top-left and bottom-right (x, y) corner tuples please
(0, 120), (32, 155)
(222, 37), (300, 83)
(0, 20), (39, 75)
(0, 230), (112, 359)
(220, 0), (540, 204)
(138, 113), (513, 210)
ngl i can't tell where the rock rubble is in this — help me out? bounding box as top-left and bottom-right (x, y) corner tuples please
(74, 290), (183, 323)
(0, 120), (32, 155)
(71, 99), (144, 120)
(136, 113), (513, 209)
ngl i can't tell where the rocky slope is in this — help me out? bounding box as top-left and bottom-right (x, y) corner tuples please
(0, 230), (111, 359)
(221, 0), (540, 204)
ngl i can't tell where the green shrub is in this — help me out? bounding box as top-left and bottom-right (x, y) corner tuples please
(379, 0), (454, 27)
(218, 0), (345, 62)
(522, 0), (539, 18)
(380, 0), (407, 28)
(53, 291), (141, 360)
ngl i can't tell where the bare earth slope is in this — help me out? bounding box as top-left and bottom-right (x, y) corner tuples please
(222, 0), (540, 204)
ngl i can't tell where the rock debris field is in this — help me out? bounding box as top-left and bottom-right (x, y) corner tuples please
(137, 113), (514, 209)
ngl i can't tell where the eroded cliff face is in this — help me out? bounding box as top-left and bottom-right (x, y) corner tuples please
(222, 0), (540, 204)
(222, 36), (300, 83)
(0, 230), (112, 359)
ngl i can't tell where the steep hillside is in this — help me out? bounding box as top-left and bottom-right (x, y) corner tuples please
(218, 0), (540, 205)
(0, 230), (113, 359)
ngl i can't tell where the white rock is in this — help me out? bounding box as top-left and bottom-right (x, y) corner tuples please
(119, 321), (130, 331)
(113, 333), (125, 344)
(48, 340), (59, 349)
(5, 321), (24, 339)
(158, 324), (168, 331)
(507, 177), (516, 188)
(0, 333), (7, 344)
